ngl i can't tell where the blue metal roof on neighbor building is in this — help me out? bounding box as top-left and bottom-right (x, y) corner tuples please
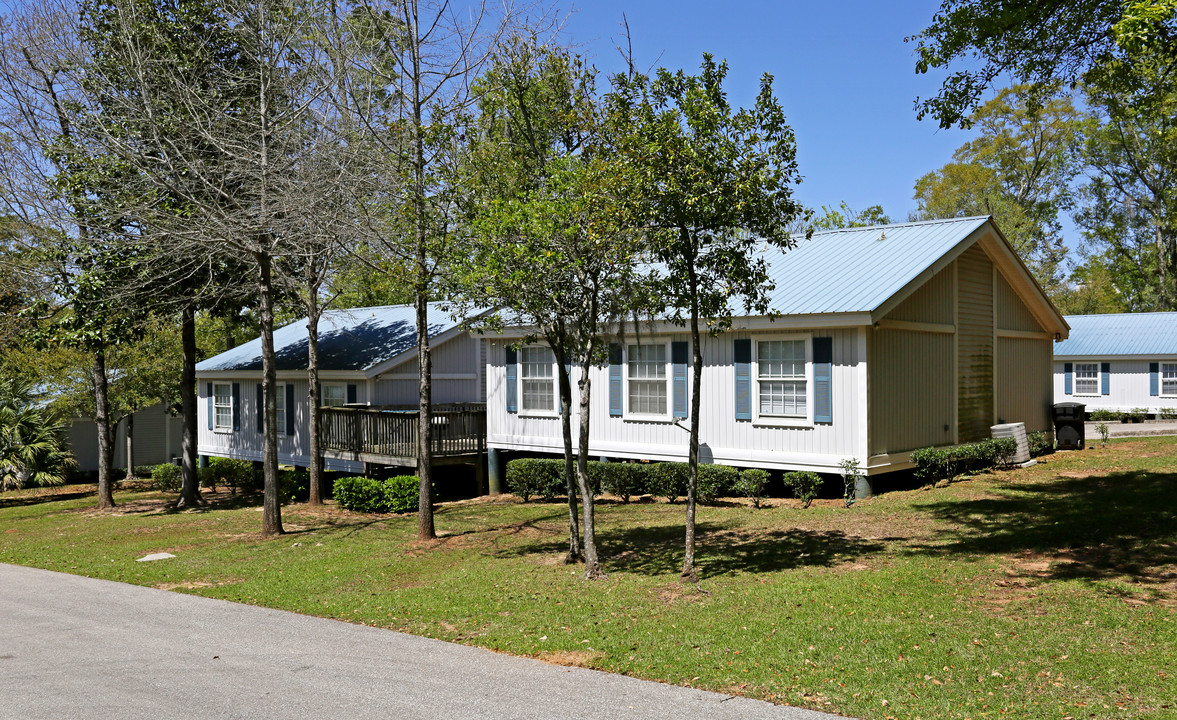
(195, 303), (466, 373)
(757, 215), (991, 315)
(1054, 312), (1177, 357)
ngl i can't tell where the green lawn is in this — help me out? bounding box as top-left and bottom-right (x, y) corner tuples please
(2, 438), (1175, 720)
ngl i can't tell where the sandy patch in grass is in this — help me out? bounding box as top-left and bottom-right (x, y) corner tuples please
(155, 578), (242, 591)
(537, 649), (605, 667)
(652, 582), (708, 605)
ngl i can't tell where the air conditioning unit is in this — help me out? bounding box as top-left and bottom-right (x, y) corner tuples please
(991, 422), (1033, 466)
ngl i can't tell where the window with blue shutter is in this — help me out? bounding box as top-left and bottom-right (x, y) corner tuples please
(608, 344), (623, 417)
(1064, 362), (1073, 395)
(813, 337), (833, 424)
(733, 339), (751, 420)
(505, 346), (518, 413)
(671, 341), (688, 418)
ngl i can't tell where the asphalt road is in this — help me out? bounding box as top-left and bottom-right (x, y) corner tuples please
(0, 564), (846, 720)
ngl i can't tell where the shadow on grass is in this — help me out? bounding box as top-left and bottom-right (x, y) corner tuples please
(0, 489), (95, 509)
(910, 470), (1177, 589)
(496, 519), (885, 578)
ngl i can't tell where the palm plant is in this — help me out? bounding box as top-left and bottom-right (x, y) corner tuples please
(0, 378), (74, 491)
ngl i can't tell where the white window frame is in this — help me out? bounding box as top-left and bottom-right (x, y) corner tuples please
(1073, 362), (1100, 396)
(1161, 363), (1177, 397)
(213, 383), (234, 432)
(519, 345), (558, 416)
(275, 383), (288, 436)
(321, 383), (348, 408)
(752, 334), (813, 427)
(623, 340), (674, 422)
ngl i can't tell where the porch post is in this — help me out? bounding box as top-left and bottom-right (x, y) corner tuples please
(488, 447), (503, 495)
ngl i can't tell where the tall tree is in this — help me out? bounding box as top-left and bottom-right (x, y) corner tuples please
(810, 201), (890, 230)
(610, 55), (807, 581)
(910, 0), (1175, 128)
(463, 36), (649, 574)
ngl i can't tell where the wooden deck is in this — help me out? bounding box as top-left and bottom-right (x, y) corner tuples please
(320, 404), (486, 468)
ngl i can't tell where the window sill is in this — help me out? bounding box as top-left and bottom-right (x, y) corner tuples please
(752, 416), (813, 428)
(518, 411), (560, 419)
(621, 414), (681, 424)
(213, 428), (235, 434)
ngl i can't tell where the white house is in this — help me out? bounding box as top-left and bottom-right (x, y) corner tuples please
(195, 303), (487, 473)
(484, 216), (1069, 479)
(1053, 312), (1177, 414)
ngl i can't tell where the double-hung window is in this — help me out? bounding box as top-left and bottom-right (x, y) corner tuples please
(213, 383), (233, 431)
(627, 344), (668, 416)
(757, 339), (807, 418)
(321, 383), (347, 407)
(520, 346), (555, 413)
(1162, 363), (1177, 396)
(275, 384), (287, 434)
(1074, 362), (1099, 396)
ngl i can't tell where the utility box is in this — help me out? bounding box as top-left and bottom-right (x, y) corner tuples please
(1053, 402), (1086, 450)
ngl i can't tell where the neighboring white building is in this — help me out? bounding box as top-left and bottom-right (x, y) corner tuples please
(485, 217), (1069, 478)
(195, 304), (487, 473)
(1053, 312), (1177, 414)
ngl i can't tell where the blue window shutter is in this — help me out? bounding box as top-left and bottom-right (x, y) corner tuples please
(813, 337), (833, 424)
(505, 347), (517, 413)
(1100, 362), (1110, 395)
(256, 384), (264, 433)
(671, 341), (688, 418)
(734, 339), (751, 421)
(1064, 363), (1073, 395)
(347, 383), (357, 404)
(231, 383), (241, 431)
(609, 344), (623, 417)
(1150, 363), (1160, 396)
(206, 382), (213, 430)
(285, 384), (296, 436)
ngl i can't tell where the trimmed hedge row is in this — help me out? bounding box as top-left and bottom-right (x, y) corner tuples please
(151, 459), (308, 504)
(505, 458), (780, 506)
(910, 437), (1018, 484)
(334, 475), (419, 513)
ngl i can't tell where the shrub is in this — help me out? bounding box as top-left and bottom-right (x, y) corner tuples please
(506, 458), (562, 502)
(910, 437), (1019, 484)
(839, 458), (862, 507)
(1160, 408), (1177, 420)
(733, 468), (770, 508)
(647, 462), (688, 503)
(334, 475), (420, 513)
(600, 462), (647, 503)
(150, 463), (182, 492)
(280, 468), (309, 504)
(197, 466), (217, 491)
(132, 465), (155, 479)
(696, 464), (737, 504)
(782, 471), (822, 508)
(1027, 431), (1053, 458)
(1129, 407), (1149, 422)
(205, 457), (257, 494)
(1089, 409), (1121, 422)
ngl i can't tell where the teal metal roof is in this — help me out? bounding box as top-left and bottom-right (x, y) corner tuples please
(195, 303), (466, 373)
(1054, 312), (1177, 357)
(757, 216), (991, 315)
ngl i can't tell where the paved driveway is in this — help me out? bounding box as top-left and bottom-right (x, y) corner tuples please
(0, 564), (845, 720)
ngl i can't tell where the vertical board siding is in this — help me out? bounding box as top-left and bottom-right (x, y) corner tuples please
(487, 330), (863, 471)
(995, 272), (1043, 332)
(885, 265), (955, 324)
(868, 329), (955, 455)
(996, 338), (1052, 431)
(957, 245), (995, 442)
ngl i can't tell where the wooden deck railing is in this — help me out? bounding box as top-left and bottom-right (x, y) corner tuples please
(320, 403), (486, 461)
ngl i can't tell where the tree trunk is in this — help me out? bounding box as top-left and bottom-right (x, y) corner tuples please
(176, 305), (203, 508)
(682, 263), (702, 582)
(415, 291), (435, 540)
(124, 412), (135, 483)
(307, 292), (323, 506)
(258, 251), (283, 536)
(576, 348), (603, 579)
(92, 349), (115, 509)
(556, 345), (581, 564)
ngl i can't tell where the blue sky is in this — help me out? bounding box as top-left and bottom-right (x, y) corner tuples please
(559, 0), (974, 223)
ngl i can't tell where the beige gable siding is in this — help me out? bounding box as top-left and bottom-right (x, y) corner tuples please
(885, 265), (954, 324)
(957, 244), (995, 442)
(995, 272), (1044, 332)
